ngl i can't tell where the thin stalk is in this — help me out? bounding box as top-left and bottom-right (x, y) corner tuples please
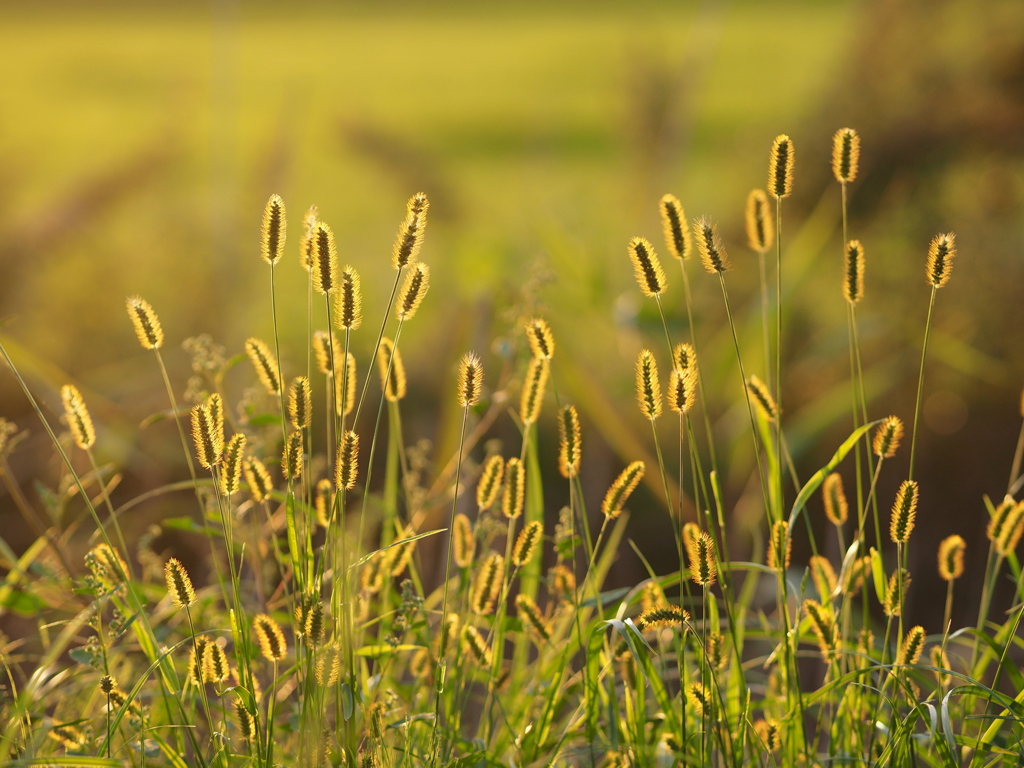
(908, 287), (937, 483)
(774, 197), (783, 520)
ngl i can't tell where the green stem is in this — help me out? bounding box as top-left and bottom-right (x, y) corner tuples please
(908, 287), (937, 483)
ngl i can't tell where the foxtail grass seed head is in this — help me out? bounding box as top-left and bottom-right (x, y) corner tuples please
(926, 233), (956, 289)
(754, 720), (782, 753)
(282, 431), (304, 481)
(628, 236), (667, 297)
(207, 391), (224, 445)
(289, 376), (312, 430)
(502, 457), (526, 519)
(316, 644), (342, 686)
(477, 454), (505, 509)
(986, 496), (1015, 544)
(883, 568), (911, 617)
(873, 415), (904, 458)
(516, 594), (552, 641)
(890, 480), (919, 544)
(635, 349), (662, 420)
(334, 353), (357, 417)
(558, 404), (582, 478)
(126, 296), (164, 350)
(512, 520), (543, 567)
(746, 375), (778, 421)
(458, 352), (483, 408)
(931, 645), (951, 687)
(550, 564), (576, 600)
(397, 263), (429, 320)
(188, 641), (208, 683)
(312, 331), (338, 377)
(745, 189), (774, 253)
(377, 337), (407, 402)
(48, 723), (86, 750)
(832, 128), (860, 184)
(203, 641), (230, 683)
(471, 554), (504, 615)
(525, 317), (555, 360)
(673, 342), (696, 373)
(898, 625), (926, 666)
(452, 513), (476, 568)
(803, 599), (837, 662)
(694, 217), (730, 274)
(938, 534), (965, 581)
(602, 460), (645, 519)
(336, 266), (362, 330)
(220, 433), (246, 495)
(304, 601), (326, 648)
(336, 430), (359, 491)
(462, 625), (492, 665)
(61, 384), (95, 450)
(311, 222), (338, 295)
(260, 194), (286, 266)
(440, 612), (460, 658)
(253, 613), (287, 661)
(768, 520), (791, 570)
(99, 674), (116, 695)
(164, 557), (196, 608)
(667, 368), (696, 415)
(315, 478), (333, 527)
(234, 698), (254, 739)
(660, 194), (691, 260)
(519, 356), (549, 424)
(191, 402), (222, 468)
(389, 528), (417, 576)
(640, 581), (669, 612)
(393, 192), (429, 269)
(299, 205), (317, 270)
(686, 682), (709, 716)
(822, 472), (848, 526)
(244, 456), (274, 503)
(87, 543), (129, 585)
(810, 554), (838, 601)
(245, 338), (280, 395)
(844, 240), (865, 304)
(686, 530), (717, 586)
(768, 134), (794, 200)
(996, 500), (1024, 556)
(637, 605), (689, 630)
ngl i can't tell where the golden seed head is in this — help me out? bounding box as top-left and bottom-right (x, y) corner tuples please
(282, 431), (304, 481)
(898, 625), (926, 666)
(822, 472), (848, 526)
(245, 337), (281, 395)
(457, 352), (483, 408)
(938, 534), (965, 581)
(439, 612), (460, 658)
(767, 520), (791, 570)
(461, 624), (492, 665)
(673, 342), (697, 373)
(289, 376), (312, 430)
(883, 568), (911, 617)
(550, 564), (576, 599)
(304, 601), (326, 648)
(220, 433), (246, 496)
(557, 404), (582, 478)
(377, 337), (407, 402)
(452, 513), (476, 568)
(873, 415), (904, 458)
(525, 317), (555, 360)
(471, 554), (504, 615)
(393, 192), (429, 269)
(477, 454), (505, 510)
(602, 460), (645, 519)
(844, 555), (872, 595)
(809, 555), (838, 602)
(260, 194), (287, 266)
(832, 127), (860, 184)
(164, 557), (196, 608)
(686, 682), (709, 715)
(746, 374), (778, 421)
(634, 349), (662, 421)
(335, 352), (357, 417)
(640, 580), (669, 613)
(314, 478), (334, 527)
(126, 295), (164, 350)
(312, 330), (341, 377)
(336, 430), (360, 491)
(502, 457), (526, 519)
(389, 527), (418, 576)
(768, 134), (794, 200)
(660, 194), (691, 261)
(336, 266), (362, 330)
(316, 644), (342, 686)
(206, 392), (225, 446)
(244, 456), (274, 503)
(397, 263), (430, 320)
(986, 496), (1016, 543)
(693, 217), (730, 274)
(519, 356), (549, 424)
(803, 599), (837, 662)
(745, 189), (774, 253)
(512, 520), (543, 567)
(844, 240), (865, 304)
(637, 605), (689, 630)
(627, 236), (667, 297)
(890, 480), (919, 544)
(299, 205), (318, 270)
(87, 542), (129, 584)
(253, 613), (288, 661)
(926, 232), (956, 289)
(48, 723), (86, 750)
(754, 719), (781, 753)
(995, 500), (1024, 556)
(203, 641), (230, 683)
(516, 594), (552, 642)
(60, 384), (95, 451)
(191, 402), (223, 468)
(311, 222), (338, 295)
(234, 698), (254, 738)
(931, 645), (951, 687)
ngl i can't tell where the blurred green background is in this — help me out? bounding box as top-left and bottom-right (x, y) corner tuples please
(2, 0), (1024, 631)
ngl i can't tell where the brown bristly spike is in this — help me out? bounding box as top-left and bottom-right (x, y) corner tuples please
(873, 415), (904, 458)
(844, 240), (865, 304)
(686, 530), (717, 586)
(336, 430), (360, 491)
(289, 376), (312, 430)
(822, 472), (848, 526)
(206, 393), (225, 448)
(462, 625), (492, 665)
(164, 557), (196, 608)
(502, 457), (526, 519)
(832, 128), (860, 184)
(261, 194), (286, 266)
(803, 599), (837, 662)
(525, 317), (555, 360)
(890, 480), (919, 544)
(244, 456), (274, 503)
(512, 520), (543, 566)
(660, 194), (691, 261)
(768, 134), (794, 200)
(397, 263), (430, 320)
(245, 338), (281, 394)
(191, 402), (222, 468)
(477, 454), (505, 510)
(635, 349), (662, 420)
(938, 534), (965, 581)
(471, 553), (504, 615)
(315, 479), (333, 527)
(693, 217), (730, 274)
(458, 352), (483, 408)
(126, 296), (164, 350)
(312, 331), (337, 377)
(60, 384), (96, 451)
(334, 353), (357, 417)
(883, 568), (910, 617)
(898, 625), (926, 666)
(686, 682), (709, 716)
(100, 674), (116, 695)
(393, 192), (429, 270)
(557, 404), (582, 478)
(754, 719), (781, 753)
(203, 641), (230, 683)
(376, 337), (407, 402)
(304, 601), (325, 648)
(336, 266), (362, 330)
(926, 232), (957, 289)
(995, 500), (1024, 556)
(516, 594), (552, 641)
(282, 431), (304, 481)
(602, 460), (645, 519)
(452, 513), (475, 568)
(768, 520), (791, 570)
(637, 605), (689, 630)
(311, 222), (338, 295)
(220, 434), (246, 495)
(627, 236), (667, 297)
(234, 698), (254, 738)
(519, 356), (549, 425)
(299, 205), (318, 270)
(745, 189), (773, 253)
(809, 554), (838, 602)
(746, 374), (778, 421)
(253, 613), (287, 661)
